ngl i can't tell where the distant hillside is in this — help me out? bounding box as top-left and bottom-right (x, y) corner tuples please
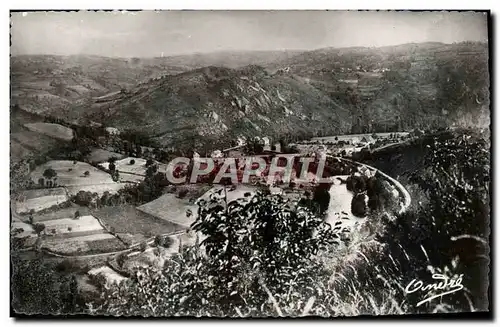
(10, 55), (192, 115)
(82, 65), (352, 151)
(269, 42), (490, 132)
(11, 42), (490, 151)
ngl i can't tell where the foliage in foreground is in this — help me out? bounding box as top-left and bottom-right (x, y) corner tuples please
(88, 130), (490, 316)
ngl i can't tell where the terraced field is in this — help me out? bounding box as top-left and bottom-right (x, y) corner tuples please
(85, 148), (125, 163)
(42, 232), (126, 255)
(98, 157), (170, 177)
(24, 122), (74, 141)
(92, 205), (185, 245)
(14, 187), (69, 214)
(136, 193), (198, 227)
(31, 160), (115, 186)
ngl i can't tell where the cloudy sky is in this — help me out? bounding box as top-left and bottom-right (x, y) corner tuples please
(10, 10), (488, 57)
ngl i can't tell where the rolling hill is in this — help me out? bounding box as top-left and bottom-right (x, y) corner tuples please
(10, 41), (490, 152)
(82, 65), (352, 151)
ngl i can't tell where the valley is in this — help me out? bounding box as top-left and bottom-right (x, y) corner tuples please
(10, 39), (490, 316)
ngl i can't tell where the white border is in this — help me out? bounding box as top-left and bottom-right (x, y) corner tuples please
(3, 1), (498, 326)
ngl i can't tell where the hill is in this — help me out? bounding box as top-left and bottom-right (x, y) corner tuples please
(11, 42), (490, 151)
(82, 65), (352, 151)
(270, 42), (490, 133)
(10, 55), (192, 116)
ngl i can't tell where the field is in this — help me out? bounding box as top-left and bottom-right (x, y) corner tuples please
(14, 187), (69, 214)
(30, 204), (91, 222)
(115, 173), (144, 184)
(136, 193), (198, 227)
(10, 139), (34, 162)
(99, 157), (170, 177)
(11, 129), (62, 157)
(24, 122), (74, 141)
(85, 148), (125, 163)
(65, 183), (131, 197)
(11, 220), (36, 238)
(42, 232), (126, 255)
(42, 215), (104, 235)
(30, 160), (115, 186)
(92, 205), (185, 245)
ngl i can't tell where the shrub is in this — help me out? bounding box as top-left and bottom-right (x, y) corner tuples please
(117, 253), (128, 268)
(351, 194), (367, 217)
(34, 223), (46, 235)
(43, 168), (57, 180)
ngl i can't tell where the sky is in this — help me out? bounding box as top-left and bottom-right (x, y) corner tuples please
(10, 10), (489, 58)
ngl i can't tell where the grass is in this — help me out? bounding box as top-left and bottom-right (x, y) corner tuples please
(99, 157), (169, 176)
(136, 193), (198, 227)
(24, 122), (74, 141)
(30, 204), (91, 222)
(10, 128), (63, 154)
(85, 148), (125, 163)
(42, 215), (104, 235)
(30, 160), (115, 186)
(15, 187), (69, 214)
(65, 183), (131, 197)
(92, 205), (185, 245)
(42, 232), (125, 255)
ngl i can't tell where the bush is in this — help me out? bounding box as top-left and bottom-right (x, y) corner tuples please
(139, 241), (148, 252)
(34, 223), (46, 235)
(351, 194), (367, 217)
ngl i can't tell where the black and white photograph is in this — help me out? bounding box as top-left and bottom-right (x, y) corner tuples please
(9, 9), (491, 318)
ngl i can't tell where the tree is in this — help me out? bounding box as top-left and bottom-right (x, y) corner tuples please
(117, 253), (128, 268)
(74, 211), (81, 219)
(351, 194), (367, 217)
(11, 257), (78, 314)
(92, 192), (339, 316)
(312, 183), (331, 216)
(43, 168), (57, 180)
(34, 223), (46, 235)
(109, 162), (116, 172)
(84, 171), (90, 177)
(129, 159), (135, 165)
(111, 171), (120, 182)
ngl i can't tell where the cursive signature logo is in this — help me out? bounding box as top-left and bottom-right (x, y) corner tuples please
(405, 274), (464, 307)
